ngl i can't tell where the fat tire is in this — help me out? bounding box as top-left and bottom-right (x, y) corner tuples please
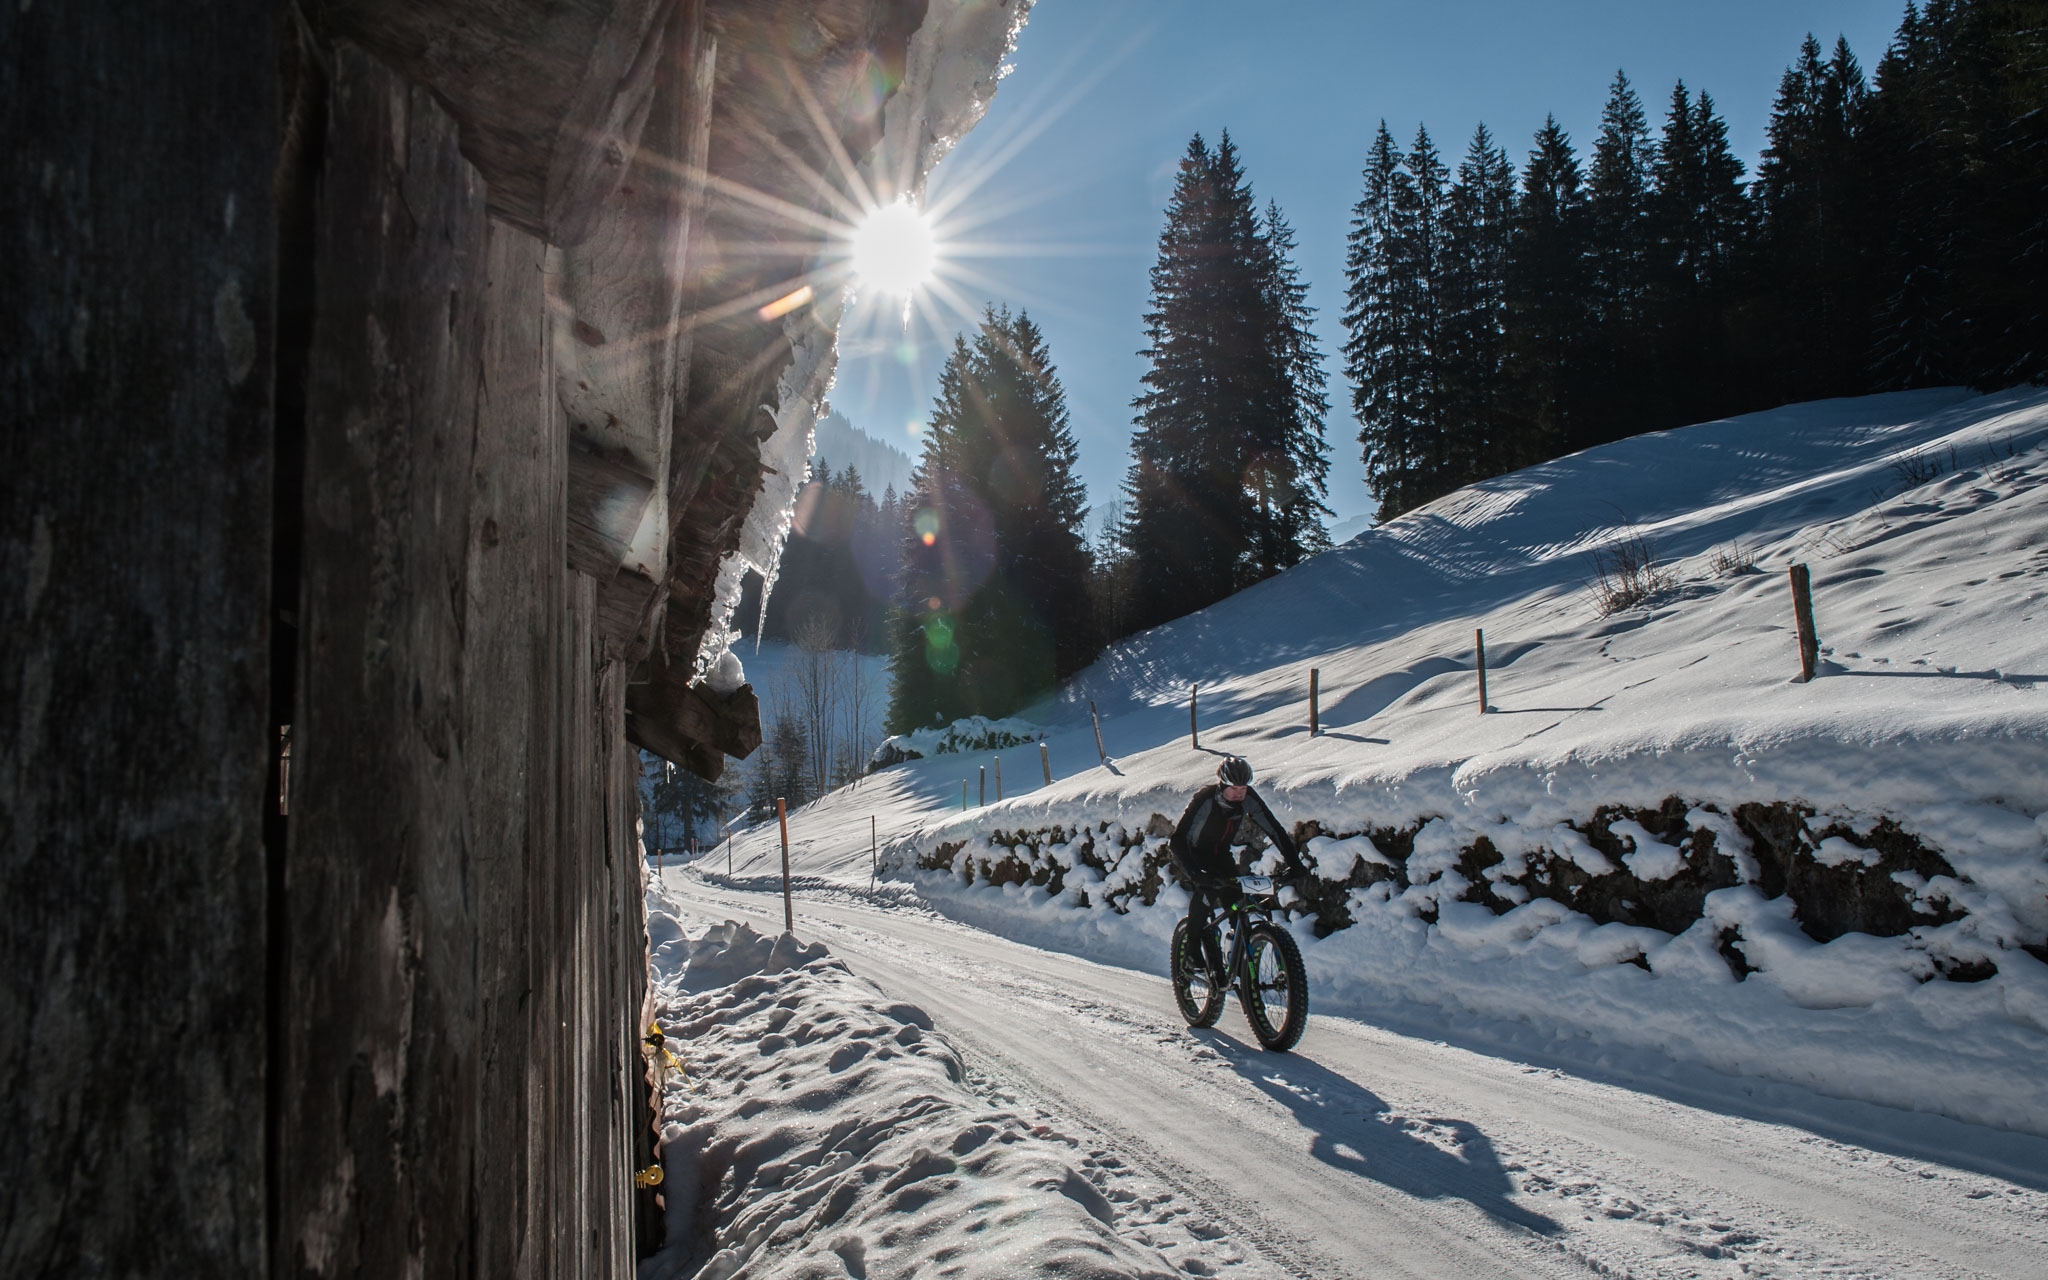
(1238, 921), (1308, 1052)
(1170, 918), (1226, 1028)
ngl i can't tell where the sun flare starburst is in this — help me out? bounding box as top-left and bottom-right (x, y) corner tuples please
(848, 199), (939, 298)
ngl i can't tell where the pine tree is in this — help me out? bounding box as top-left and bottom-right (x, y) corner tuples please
(1437, 124), (1518, 488)
(1127, 132), (1329, 627)
(1584, 71), (1657, 445)
(885, 309), (1095, 731)
(1345, 123), (1439, 517)
(1647, 84), (1751, 423)
(1251, 200), (1334, 571)
(1401, 126), (1451, 500)
(1757, 35), (1875, 403)
(1504, 115), (1589, 457)
(1086, 497), (1135, 644)
(1865, 0), (2048, 388)
(885, 345), (971, 735)
(746, 711), (813, 817)
(1864, 3), (1959, 386)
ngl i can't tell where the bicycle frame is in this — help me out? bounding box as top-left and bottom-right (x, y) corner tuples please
(1199, 877), (1282, 982)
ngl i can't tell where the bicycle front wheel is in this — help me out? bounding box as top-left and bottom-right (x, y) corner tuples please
(1237, 921), (1308, 1052)
(1170, 918), (1226, 1028)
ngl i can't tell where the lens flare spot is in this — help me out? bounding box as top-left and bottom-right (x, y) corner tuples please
(913, 507), (940, 548)
(922, 612), (958, 675)
(755, 284), (813, 322)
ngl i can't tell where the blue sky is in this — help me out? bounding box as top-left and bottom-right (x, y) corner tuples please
(826, 0), (1908, 531)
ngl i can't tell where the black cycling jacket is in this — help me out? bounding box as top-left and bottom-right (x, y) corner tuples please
(1168, 783), (1305, 886)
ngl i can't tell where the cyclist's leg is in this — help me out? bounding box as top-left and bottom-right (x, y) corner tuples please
(1186, 888), (1226, 977)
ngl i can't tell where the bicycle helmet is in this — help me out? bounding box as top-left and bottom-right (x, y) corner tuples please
(1217, 756), (1253, 787)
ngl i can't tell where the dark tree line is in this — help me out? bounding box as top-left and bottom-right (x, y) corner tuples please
(735, 461), (900, 652)
(1347, 0), (2048, 521)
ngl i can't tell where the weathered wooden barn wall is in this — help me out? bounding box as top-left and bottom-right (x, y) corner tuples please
(1, 2), (279, 1276)
(5, 0), (993, 1273)
(280, 46), (648, 1278)
(2, 11), (655, 1277)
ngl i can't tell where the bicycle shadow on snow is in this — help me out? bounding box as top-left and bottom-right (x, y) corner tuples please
(1194, 1030), (1561, 1237)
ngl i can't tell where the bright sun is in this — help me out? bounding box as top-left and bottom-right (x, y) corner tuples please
(849, 200), (937, 297)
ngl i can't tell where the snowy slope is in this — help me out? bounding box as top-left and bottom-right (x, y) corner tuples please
(710, 386), (2048, 1133)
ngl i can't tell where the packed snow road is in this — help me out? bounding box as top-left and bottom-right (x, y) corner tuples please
(662, 868), (2048, 1280)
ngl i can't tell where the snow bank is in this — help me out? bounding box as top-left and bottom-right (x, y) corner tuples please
(640, 884), (1184, 1279)
(868, 715), (1042, 769)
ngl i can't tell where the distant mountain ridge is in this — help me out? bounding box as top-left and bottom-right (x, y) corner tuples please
(813, 409), (914, 498)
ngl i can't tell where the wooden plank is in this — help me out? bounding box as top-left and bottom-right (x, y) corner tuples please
(594, 565), (663, 657)
(567, 440), (657, 578)
(0, 2), (278, 1272)
(282, 47), (488, 1279)
(464, 215), (558, 1280)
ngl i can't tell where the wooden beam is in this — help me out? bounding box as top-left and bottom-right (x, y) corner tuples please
(303, 0), (676, 244)
(624, 707), (726, 782)
(566, 440), (655, 578)
(624, 652), (761, 778)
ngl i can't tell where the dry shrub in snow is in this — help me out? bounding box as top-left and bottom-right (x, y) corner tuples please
(1589, 523), (1675, 615)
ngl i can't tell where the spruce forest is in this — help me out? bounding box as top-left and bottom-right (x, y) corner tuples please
(1347, 1), (2048, 519)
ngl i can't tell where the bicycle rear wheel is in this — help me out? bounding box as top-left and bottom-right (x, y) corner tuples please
(1238, 921), (1308, 1051)
(1170, 918), (1226, 1027)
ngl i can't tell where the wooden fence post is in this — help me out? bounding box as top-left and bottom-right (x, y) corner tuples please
(1040, 740), (1051, 786)
(1475, 628), (1489, 713)
(1090, 701), (1106, 764)
(961, 779), (967, 811)
(978, 766), (985, 807)
(1190, 685), (1199, 750)
(870, 814), (877, 891)
(1789, 564), (1819, 682)
(1309, 668), (1320, 736)
(994, 756), (1003, 801)
(776, 797), (793, 934)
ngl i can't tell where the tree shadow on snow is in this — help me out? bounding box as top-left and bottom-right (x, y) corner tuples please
(1194, 1030), (1561, 1236)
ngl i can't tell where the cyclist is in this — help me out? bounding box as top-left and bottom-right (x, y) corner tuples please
(1169, 756), (1309, 982)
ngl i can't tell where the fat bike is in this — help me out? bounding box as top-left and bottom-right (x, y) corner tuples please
(1169, 876), (1309, 1052)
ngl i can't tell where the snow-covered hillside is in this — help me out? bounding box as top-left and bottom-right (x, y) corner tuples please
(812, 408), (915, 498)
(711, 386), (2048, 1133)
